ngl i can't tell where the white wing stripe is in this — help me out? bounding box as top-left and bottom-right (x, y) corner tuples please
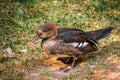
(78, 43), (83, 47)
(82, 42), (88, 47)
(69, 43), (79, 47)
(69, 42), (88, 48)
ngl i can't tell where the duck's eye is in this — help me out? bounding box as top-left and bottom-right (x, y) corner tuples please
(37, 30), (43, 35)
(38, 33), (42, 35)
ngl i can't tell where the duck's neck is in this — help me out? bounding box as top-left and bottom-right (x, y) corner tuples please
(41, 35), (58, 48)
(43, 35), (58, 41)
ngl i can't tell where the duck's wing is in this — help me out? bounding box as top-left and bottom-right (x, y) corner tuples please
(57, 27), (113, 53)
(58, 30), (98, 53)
(57, 28), (97, 53)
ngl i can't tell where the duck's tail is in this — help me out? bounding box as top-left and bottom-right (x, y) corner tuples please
(86, 27), (113, 41)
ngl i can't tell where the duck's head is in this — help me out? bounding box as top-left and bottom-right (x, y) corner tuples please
(29, 22), (57, 45)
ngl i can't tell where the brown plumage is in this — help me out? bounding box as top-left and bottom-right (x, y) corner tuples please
(29, 22), (113, 69)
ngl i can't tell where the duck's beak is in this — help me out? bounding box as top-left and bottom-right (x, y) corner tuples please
(29, 34), (40, 45)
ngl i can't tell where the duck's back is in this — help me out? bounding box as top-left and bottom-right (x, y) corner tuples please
(57, 28), (84, 43)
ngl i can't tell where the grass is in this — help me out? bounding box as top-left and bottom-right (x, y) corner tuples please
(0, 0), (120, 80)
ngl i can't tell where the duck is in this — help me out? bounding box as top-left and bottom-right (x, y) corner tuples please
(29, 22), (113, 70)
